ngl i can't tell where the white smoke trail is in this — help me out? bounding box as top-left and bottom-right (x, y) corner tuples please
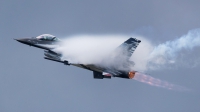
(133, 72), (190, 91)
(148, 28), (200, 70)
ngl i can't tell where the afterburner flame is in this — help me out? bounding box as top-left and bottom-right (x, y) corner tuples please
(128, 71), (136, 79)
(133, 72), (189, 91)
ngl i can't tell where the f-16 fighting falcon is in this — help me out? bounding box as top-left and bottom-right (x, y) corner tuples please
(15, 34), (141, 79)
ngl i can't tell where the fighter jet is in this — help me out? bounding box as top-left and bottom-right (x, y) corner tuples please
(15, 34), (141, 79)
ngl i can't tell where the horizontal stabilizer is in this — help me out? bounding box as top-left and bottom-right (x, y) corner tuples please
(93, 71), (111, 79)
(44, 57), (70, 65)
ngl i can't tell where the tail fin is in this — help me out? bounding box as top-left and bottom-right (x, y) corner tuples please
(114, 38), (141, 59)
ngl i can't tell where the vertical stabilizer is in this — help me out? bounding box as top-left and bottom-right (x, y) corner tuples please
(115, 38), (141, 59)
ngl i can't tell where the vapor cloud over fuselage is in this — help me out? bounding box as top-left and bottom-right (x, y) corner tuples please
(54, 35), (153, 72)
(55, 28), (200, 72)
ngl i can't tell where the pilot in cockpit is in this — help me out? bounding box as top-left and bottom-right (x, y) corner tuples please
(36, 34), (60, 41)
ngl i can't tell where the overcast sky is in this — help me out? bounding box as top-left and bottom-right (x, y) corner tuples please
(1, 0), (200, 112)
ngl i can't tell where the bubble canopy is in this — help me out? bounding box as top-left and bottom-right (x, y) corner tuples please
(36, 34), (59, 41)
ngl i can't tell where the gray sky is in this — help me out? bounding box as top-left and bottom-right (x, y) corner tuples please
(1, 0), (200, 112)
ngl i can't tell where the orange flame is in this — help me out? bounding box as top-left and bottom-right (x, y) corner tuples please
(133, 72), (189, 91)
(128, 71), (136, 79)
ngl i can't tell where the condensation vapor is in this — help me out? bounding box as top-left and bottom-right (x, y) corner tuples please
(133, 72), (190, 91)
(55, 28), (200, 71)
(54, 34), (153, 71)
(53, 31), (199, 90)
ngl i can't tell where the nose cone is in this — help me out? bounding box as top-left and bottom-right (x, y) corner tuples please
(14, 38), (24, 43)
(14, 38), (33, 46)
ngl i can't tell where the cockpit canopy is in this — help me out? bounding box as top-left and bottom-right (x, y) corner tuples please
(36, 34), (59, 41)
